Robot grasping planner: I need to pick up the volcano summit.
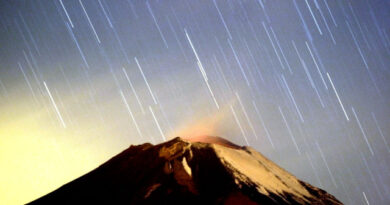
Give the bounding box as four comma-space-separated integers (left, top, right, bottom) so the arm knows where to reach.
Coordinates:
28, 136, 342, 204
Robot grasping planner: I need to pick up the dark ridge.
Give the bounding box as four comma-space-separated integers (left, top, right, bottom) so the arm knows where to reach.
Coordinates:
27, 136, 342, 205
181, 135, 242, 149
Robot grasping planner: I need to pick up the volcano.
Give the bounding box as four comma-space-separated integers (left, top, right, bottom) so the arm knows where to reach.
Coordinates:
27, 136, 342, 204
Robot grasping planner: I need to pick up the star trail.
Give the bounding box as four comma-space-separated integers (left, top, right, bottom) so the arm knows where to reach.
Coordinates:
0, 0, 389, 204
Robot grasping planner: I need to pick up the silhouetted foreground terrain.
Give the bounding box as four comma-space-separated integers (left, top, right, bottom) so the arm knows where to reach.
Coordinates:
28, 136, 342, 204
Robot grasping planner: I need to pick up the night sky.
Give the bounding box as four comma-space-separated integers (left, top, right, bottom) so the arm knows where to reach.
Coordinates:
0, 0, 389, 204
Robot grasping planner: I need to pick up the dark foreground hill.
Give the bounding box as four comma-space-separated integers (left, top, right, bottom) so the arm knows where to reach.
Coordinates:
27, 136, 342, 204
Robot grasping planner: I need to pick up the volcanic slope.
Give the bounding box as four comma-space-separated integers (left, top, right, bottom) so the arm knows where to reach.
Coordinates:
28, 136, 342, 204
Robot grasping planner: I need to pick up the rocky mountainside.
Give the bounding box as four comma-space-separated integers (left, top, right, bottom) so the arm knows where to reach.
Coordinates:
27, 136, 342, 204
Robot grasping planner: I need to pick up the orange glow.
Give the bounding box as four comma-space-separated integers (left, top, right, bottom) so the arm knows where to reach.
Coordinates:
168, 103, 231, 139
